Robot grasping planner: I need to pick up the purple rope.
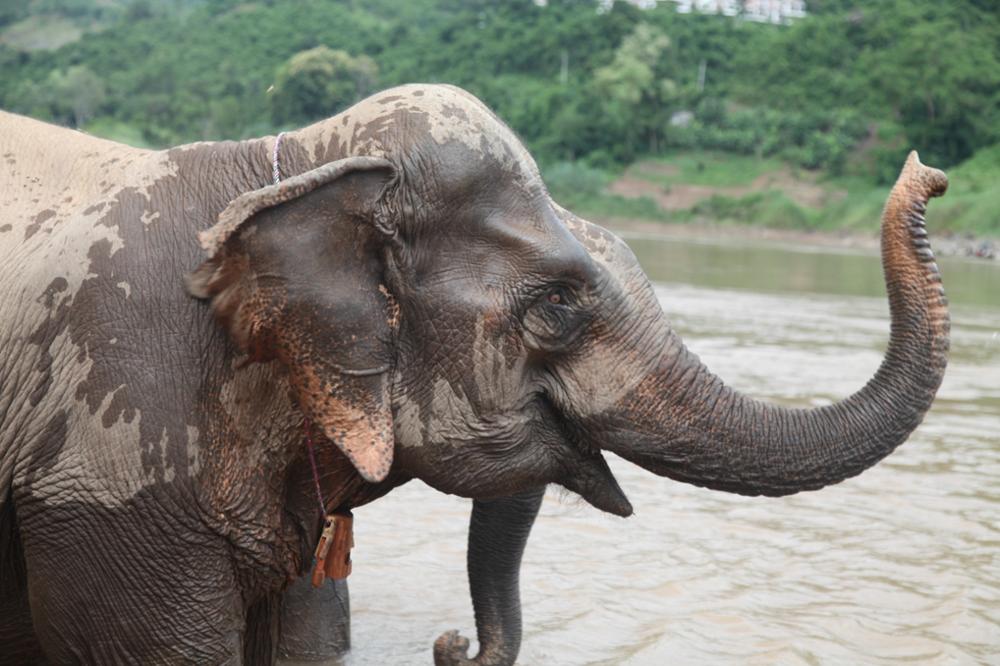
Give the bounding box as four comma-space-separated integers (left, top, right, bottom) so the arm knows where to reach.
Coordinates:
304, 420, 327, 516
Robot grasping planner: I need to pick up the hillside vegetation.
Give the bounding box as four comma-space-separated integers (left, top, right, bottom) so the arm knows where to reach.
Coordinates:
548, 149, 1000, 238
1, 0, 997, 236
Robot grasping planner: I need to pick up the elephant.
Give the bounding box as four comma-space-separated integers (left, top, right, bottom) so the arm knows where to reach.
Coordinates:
0, 83, 949, 665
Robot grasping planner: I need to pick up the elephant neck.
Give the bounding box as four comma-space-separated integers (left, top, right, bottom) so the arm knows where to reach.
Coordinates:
284, 114, 390, 173
171, 137, 277, 213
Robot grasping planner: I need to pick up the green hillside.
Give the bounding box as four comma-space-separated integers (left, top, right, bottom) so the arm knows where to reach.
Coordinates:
2, 0, 997, 236
558, 149, 1000, 237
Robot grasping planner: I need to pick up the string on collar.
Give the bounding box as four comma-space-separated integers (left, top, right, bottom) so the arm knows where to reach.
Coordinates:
272, 131, 286, 186
303, 421, 327, 516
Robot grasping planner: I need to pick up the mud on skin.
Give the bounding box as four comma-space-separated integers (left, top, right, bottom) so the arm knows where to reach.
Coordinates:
0, 85, 948, 664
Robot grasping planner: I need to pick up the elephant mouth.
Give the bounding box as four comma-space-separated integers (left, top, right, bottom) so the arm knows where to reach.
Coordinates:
534, 395, 633, 517
558, 446, 633, 518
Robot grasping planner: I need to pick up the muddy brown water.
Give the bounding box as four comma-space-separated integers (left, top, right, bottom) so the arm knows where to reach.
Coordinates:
332, 234, 999, 665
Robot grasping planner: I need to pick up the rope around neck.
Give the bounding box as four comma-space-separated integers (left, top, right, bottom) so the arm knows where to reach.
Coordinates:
304, 422, 327, 516
272, 131, 286, 185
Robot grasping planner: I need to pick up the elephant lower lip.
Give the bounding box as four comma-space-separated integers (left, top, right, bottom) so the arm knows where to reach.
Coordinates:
588, 487, 633, 518
560, 451, 633, 518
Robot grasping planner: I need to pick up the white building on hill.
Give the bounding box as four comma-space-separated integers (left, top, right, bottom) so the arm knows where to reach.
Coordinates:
587, 0, 808, 25
672, 0, 807, 24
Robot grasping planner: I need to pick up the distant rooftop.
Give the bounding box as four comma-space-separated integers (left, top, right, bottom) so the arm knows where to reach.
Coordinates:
580, 0, 808, 25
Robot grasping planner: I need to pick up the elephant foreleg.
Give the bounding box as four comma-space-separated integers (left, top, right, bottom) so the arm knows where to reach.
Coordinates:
276, 574, 350, 662
434, 486, 545, 666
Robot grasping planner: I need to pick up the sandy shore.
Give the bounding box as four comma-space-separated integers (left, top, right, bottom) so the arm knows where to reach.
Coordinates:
600, 218, 999, 262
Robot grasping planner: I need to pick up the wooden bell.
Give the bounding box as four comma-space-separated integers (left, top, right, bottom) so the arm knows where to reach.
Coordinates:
311, 511, 354, 587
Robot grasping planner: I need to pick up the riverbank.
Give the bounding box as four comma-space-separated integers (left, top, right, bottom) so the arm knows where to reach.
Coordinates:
600, 217, 999, 261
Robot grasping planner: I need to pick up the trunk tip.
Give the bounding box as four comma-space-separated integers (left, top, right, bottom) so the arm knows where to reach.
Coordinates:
901, 151, 948, 199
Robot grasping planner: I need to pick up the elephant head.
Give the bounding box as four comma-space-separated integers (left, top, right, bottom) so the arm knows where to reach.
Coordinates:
188, 84, 949, 516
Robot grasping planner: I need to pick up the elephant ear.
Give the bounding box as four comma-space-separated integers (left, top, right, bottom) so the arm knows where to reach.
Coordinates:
187, 156, 400, 483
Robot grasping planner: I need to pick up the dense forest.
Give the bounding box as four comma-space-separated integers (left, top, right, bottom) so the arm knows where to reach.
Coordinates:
2, 0, 998, 234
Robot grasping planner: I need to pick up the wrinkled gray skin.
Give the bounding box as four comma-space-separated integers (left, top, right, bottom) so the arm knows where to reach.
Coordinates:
0, 84, 949, 665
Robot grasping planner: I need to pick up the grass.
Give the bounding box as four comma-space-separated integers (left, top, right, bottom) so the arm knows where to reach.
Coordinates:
805, 147, 1000, 236
924, 144, 1000, 236
634, 151, 787, 188
542, 161, 668, 222
690, 190, 814, 230
83, 118, 158, 149
548, 148, 1000, 238
0, 15, 86, 51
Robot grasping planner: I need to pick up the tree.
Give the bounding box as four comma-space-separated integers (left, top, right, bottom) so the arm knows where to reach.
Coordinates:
594, 22, 678, 153
42, 65, 107, 128
270, 46, 378, 126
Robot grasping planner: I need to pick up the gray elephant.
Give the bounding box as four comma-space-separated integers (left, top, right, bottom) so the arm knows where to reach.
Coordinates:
0, 84, 949, 664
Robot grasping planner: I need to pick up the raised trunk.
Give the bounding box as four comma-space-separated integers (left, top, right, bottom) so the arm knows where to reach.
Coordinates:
602, 152, 949, 496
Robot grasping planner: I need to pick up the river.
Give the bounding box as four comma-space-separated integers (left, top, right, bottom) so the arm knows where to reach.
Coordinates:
338, 234, 1000, 665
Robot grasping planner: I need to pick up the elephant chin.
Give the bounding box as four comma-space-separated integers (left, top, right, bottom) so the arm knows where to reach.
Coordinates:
559, 450, 633, 517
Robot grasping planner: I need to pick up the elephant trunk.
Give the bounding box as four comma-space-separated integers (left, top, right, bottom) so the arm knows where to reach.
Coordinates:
600, 152, 949, 496
434, 487, 545, 666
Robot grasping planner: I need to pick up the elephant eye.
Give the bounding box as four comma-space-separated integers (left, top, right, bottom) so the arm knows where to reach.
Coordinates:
541, 286, 573, 308
522, 286, 586, 352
